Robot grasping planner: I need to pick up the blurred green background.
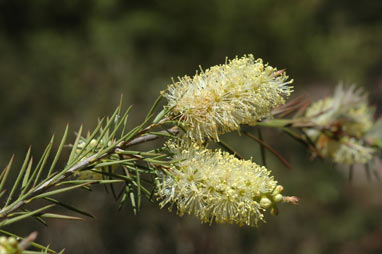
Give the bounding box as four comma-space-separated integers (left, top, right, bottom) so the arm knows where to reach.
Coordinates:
0, 0, 381, 253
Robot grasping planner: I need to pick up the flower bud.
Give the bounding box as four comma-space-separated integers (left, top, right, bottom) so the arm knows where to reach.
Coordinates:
273, 194, 283, 203
0, 237, 6, 245
260, 197, 272, 209
7, 237, 17, 247
272, 185, 284, 195
270, 206, 279, 216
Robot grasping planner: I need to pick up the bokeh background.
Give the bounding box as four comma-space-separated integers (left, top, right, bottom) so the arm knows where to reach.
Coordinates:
0, 0, 381, 253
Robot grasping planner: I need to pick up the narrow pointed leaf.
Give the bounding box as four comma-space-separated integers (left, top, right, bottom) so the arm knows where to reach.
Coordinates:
41, 213, 83, 220
92, 107, 121, 152
33, 135, 54, 187
48, 124, 69, 176
0, 204, 55, 227
67, 125, 83, 165
146, 94, 163, 122
128, 184, 137, 215
119, 185, 129, 210
43, 197, 94, 218
21, 158, 34, 195
30, 182, 92, 201
0, 155, 14, 195
136, 169, 141, 210
77, 118, 104, 160
5, 148, 32, 206
106, 106, 132, 148
94, 159, 136, 168
6, 148, 31, 205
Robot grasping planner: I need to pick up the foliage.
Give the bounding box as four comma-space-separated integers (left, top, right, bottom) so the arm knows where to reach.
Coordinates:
0, 54, 381, 252
0, 1, 381, 253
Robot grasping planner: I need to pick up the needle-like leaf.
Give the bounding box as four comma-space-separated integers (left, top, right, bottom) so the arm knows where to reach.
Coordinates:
48, 124, 69, 177
30, 182, 92, 201
32, 135, 55, 188
0, 155, 14, 193
0, 204, 55, 227
67, 125, 83, 166
41, 213, 83, 221
43, 197, 94, 218
6, 148, 32, 206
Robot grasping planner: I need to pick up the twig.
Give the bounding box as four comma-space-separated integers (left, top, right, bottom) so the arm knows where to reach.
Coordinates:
125, 127, 179, 147
0, 126, 178, 221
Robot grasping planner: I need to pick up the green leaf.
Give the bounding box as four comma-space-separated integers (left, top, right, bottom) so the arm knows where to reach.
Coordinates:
0, 204, 55, 227
57, 179, 123, 185
48, 124, 69, 177
71, 118, 104, 162
94, 159, 136, 168
118, 185, 129, 210
21, 157, 34, 193
41, 213, 83, 221
43, 197, 93, 218
147, 94, 163, 123
107, 106, 132, 148
0, 155, 14, 192
67, 125, 83, 166
32, 135, 55, 188
92, 106, 121, 153
128, 184, 137, 215
30, 182, 92, 201
6, 148, 32, 206
136, 169, 141, 211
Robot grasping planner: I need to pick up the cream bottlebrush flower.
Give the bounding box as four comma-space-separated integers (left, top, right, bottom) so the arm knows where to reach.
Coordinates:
0, 236, 22, 254
305, 84, 375, 164
162, 54, 293, 142
157, 142, 288, 227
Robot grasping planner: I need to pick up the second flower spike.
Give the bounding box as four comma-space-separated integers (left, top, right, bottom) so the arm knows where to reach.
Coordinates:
157, 141, 294, 227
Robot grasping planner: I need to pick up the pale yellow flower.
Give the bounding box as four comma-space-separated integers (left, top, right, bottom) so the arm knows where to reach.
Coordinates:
162, 55, 293, 142
157, 141, 286, 227
0, 236, 22, 254
305, 84, 375, 164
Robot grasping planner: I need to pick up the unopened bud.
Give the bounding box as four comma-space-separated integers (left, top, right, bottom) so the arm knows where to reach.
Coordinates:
0, 237, 7, 245
260, 197, 272, 209
272, 185, 284, 195
8, 237, 17, 247
90, 139, 97, 147
273, 194, 283, 203
270, 206, 279, 216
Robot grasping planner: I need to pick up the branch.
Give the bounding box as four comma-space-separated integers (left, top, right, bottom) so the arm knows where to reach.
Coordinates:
0, 126, 177, 221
